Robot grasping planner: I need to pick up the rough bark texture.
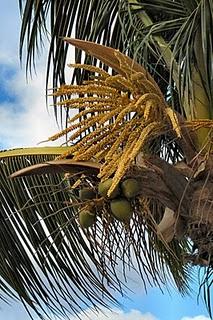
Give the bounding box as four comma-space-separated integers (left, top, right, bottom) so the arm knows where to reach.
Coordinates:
131, 156, 192, 214
130, 155, 213, 266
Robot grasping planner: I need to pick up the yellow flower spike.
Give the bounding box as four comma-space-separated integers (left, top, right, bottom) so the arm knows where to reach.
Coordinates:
48, 125, 74, 142
105, 74, 134, 92
143, 97, 164, 122
112, 101, 138, 128
107, 126, 143, 196
75, 132, 118, 161
70, 124, 114, 154
135, 93, 163, 110
50, 61, 174, 191
55, 96, 116, 107
98, 106, 124, 126
131, 72, 151, 95
64, 115, 104, 143
107, 121, 163, 197
143, 99, 153, 121
95, 149, 108, 161
185, 119, 213, 129
68, 63, 110, 78
98, 154, 120, 181
165, 107, 182, 138
67, 106, 114, 124
105, 123, 134, 161
128, 122, 160, 162
54, 84, 119, 96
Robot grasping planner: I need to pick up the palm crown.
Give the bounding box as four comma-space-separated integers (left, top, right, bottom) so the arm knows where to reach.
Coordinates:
0, 0, 213, 319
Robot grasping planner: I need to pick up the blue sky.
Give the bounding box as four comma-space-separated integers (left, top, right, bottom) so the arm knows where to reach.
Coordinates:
0, 2, 212, 320
0, 2, 60, 150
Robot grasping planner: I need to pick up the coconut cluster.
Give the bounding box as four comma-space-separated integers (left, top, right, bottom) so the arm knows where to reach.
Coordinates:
77, 177, 140, 229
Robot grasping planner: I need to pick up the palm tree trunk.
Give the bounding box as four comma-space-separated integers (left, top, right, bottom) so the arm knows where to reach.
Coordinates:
133, 155, 213, 265
183, 28, 212, 150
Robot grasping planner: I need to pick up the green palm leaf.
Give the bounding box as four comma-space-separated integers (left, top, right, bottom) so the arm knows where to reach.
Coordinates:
16, 1, 213, 318
19, 0, 213, 122
0, 147, 192, 318
0, 147, 120, 317
127, 0, 213, 118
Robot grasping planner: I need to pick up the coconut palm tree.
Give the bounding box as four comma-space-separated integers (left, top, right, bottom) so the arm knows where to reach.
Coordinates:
0, 0, 212, 318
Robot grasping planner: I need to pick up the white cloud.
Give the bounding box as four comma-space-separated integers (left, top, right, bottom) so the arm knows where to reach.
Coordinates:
0, 59, 69, 149
0, 24, 79, 151
52, 308, 158, 320
0, 1, 66, 150
50, 309, 212, 320
181, 316, 211, 320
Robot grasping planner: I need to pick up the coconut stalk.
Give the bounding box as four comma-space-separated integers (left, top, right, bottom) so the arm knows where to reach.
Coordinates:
182, 27, 212, 151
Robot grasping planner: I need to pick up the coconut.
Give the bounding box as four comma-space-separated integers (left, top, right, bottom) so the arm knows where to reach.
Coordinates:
121, 178, 140, 199
98, 178, 120, 199
110, 198, 133, 222
79, 188, 96, 200
79, 209, 96, 228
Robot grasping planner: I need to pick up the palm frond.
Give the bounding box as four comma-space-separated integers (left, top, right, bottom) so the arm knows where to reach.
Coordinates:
0, 148, 120, 318
126, 0, 213, 119
0, 147, 193, 318
199, 267, 213, 319
19, 1, 121, 104
9, 159, 101, 178
19, 0, 213, 121
16, 1, 213, 317
19, 0, 174, 120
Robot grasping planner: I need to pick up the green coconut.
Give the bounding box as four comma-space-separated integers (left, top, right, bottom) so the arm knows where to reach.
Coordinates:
79, 188, 96, 200
121, 178, 140, 199
98, 178, 120, 199
110, 198, 133, 222
79, 209, 96, 228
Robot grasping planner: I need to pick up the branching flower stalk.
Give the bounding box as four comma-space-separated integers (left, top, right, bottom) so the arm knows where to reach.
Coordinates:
48, 57, 183, 196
